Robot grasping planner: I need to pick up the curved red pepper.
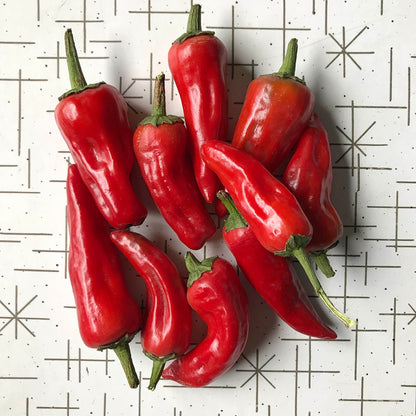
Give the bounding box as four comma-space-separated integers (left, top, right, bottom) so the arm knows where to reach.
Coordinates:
201, 140, 355, 328
168, 4, 227, 203
231, 38, 314, 173
110, 230, 192, 391
218, 191, 336, 340
133, 73, 216, 250
162, 253, 249, 387
55, 29, 147, 229
283, 114, 343, 277
66, 164, 141, 388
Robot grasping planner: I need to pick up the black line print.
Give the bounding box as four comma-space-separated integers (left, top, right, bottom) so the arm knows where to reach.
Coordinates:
326, 26, 374, 78
0, 286, 49, 339
207, 3, 310, 79
55, 0, 104, 53
129, 0, 193, 31
0, 70, 47, 155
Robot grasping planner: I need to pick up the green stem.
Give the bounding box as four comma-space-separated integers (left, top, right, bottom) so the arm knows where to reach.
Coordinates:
277, 38, 298, 78
185, 252, 217, 287
146, 352, 176, 391
148, 360, 165, 391
187, 4, 202, 33
139, 73, 182, 127
64, 28, 87, 90
292, 247, 355, 328
217, 190, 247, 231
112, 342, 139, 388
175, 4, 214, 44
311, 251, 335, 278
151, 73, 167, 117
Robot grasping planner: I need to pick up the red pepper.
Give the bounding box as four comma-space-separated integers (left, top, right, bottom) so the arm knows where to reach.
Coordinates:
217, 191, 337, 340
133, 73, 216, 249
110, 230, 192, 390
231, 38, 314, 173
168, 4, 228, 203
283, 114, 343, 277
201, 140, 355, 328
162, 253, 249, 387
55, 29, 147, 229
66, 164, 141, 388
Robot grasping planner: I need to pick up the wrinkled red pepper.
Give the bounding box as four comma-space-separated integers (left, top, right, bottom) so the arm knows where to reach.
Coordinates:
162, 253, 249, 387
110, 230, 192, 390
231, 38, 314, 173
201, 140, 355, 328
133, 73, 216, 249
55, 29, 147, 229
217, 191, 337, 340
283, 114, 343, 277
66, 164, 141, 388
168, 4, 227, 203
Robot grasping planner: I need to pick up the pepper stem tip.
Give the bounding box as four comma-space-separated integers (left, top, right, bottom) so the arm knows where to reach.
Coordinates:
112, 341, 139, 388
64, 27, 87, 90
187, 4, 202, 33
292, 247, 355, 328
311, 251, 336, 278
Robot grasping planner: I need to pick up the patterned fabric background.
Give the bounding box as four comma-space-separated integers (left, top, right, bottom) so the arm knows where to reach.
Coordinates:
1, 1, 415, 415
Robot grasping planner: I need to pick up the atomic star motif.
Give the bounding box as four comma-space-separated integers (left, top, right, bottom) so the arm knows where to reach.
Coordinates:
0, 286, 49, 339
326, 26, 374, 77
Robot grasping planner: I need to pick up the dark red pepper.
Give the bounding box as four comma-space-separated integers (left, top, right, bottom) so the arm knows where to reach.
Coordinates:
231, 38, 314, 173
283, 114, 343, 277
168, 4, 228, 203
217, 191, 337, 340
162, 253, 249, 387
201, 140, 355, 328
133, 73, 216, 249
110, 230, 192, 390
66, 164, 141, 388
55, 29, 147, 229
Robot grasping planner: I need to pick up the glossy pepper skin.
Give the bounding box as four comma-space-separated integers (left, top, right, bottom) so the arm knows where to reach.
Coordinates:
55, 29, 147, 229
284, 114, 343, 277
232, 38, 314, 173
133, 73, 216, 249
162, 253, 249, 387
66, 164, 141, 388
168, 4, 227, 203
110, 231, 192, 391
217, 191, 336, 340
201, 140, 355, 328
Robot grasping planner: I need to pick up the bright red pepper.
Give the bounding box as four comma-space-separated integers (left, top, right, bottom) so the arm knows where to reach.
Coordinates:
231, 38, 314, 173
55, 29, 147, 229
110, 230, 192, 390
168, 4, 227, 203
162, 253, 249, 387
201, 140, 355, 328
133, 73, 216, 249
66, 164, 141, 388
217, 191, 337, 340
283, 114, 343, 277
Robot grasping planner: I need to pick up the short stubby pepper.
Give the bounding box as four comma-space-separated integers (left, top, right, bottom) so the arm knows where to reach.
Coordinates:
55, 29, 147, 229
283, 114, 343, 277
201, 140, 355, 329
232, 38, 314, 173
133, 73, 216, 250
66, 164, 142, 389
110, 231, 192, 391
217, 191, 337, 340
168, 4, 228, 204
162, 253, 250, 387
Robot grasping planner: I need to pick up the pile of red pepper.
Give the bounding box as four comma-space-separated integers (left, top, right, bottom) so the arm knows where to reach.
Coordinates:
55, 4, 355, 391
